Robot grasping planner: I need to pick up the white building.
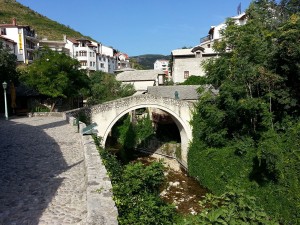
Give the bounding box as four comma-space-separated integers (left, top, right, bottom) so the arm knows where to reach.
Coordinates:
115, 52, 130, 70
97, 45, 117, 74
171, 48, 207, 84
0, 35, 17, 54
154, 59, 169, 76
38, 35, 69, 55
65, 37, 99, 72
200, 12, 246, 49
65, 37, 118, 74
171, 13, 247, 84
0, 18, 38, 64
116, 70, 165, 94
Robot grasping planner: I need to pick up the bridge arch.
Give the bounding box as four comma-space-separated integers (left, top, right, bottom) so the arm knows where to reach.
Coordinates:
90, 95, 194, 165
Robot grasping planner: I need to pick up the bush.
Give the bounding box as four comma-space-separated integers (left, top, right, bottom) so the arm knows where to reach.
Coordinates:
178, 189, 279, 225
94, 136, 176, 224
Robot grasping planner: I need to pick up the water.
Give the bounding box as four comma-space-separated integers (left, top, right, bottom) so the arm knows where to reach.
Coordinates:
133, 154, 209, 215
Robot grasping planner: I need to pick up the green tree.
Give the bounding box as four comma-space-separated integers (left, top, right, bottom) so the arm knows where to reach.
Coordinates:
188, 0, 300, 223
129, 58, 146, 70
20, 48, 90, 111
0, 41, 18, 84
180, 75, 207, 85
88, 71, 135, 105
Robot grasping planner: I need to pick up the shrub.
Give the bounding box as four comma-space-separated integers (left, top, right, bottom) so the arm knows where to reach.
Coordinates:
178, 189, 279, 225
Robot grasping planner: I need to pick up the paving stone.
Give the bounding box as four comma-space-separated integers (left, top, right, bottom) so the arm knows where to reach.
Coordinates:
0, 117, 87, 225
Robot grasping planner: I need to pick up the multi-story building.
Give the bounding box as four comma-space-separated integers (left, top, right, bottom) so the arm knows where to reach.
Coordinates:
65, 37, 118, 74
38, 35, 69, 55
200, 12, 246, 50
154, 59, 169, 76
65, 37, 99, 72
171, 12, 247, 84
0, 18, 128, 74
0, 18, 38, 64
115, 52, 130, 70
97, 45, 117, 74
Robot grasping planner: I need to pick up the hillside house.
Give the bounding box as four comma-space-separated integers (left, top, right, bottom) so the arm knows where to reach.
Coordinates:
38, 35, 69, 54
116, 70, 165, 94
0, 18, 38, 64
154, 59, 169, 77
171, 12, 247, 84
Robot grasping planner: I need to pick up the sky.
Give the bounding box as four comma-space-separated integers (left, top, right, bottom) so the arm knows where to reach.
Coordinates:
17, 0, 252, 57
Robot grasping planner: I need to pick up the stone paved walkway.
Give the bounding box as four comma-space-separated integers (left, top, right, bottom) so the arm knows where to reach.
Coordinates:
0, 117, 87, 225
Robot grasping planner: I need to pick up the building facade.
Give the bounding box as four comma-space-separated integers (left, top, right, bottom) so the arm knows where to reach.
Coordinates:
0, 18, 38, 64
171, 12, 247, 84
0, 35, 17, 54
154, 59, 169, 76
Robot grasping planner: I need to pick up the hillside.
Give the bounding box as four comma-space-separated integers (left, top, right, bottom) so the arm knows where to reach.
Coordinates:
130, 54, 170, 69
0, 0, 92, 41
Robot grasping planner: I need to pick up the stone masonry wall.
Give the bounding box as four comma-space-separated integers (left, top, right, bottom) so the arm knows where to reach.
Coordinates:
66, 116, 118, 225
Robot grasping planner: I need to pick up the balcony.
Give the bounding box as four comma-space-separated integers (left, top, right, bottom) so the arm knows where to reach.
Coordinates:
200, 35, 211, 44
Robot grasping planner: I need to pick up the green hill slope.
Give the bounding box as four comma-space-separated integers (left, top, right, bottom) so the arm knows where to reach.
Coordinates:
130, 54, 170, 69
0, 0, 92, 41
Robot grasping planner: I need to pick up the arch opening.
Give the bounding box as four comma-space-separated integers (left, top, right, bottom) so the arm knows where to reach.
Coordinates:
99, 104, 190, 164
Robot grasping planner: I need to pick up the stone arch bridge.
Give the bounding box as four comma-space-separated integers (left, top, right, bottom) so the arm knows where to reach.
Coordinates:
67, 94, 195, 166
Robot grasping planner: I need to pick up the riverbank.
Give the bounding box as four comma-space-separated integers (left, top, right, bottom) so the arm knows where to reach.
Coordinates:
134, 154, 208, 215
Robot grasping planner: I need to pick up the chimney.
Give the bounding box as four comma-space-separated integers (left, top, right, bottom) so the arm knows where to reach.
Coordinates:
12, 18, 17, 26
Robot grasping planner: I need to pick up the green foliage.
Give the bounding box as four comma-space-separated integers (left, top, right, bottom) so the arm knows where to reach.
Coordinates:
135, 113, 154, 144
129, 58, 146, 70
87, 71, 135, 105
117, 116, 136, 150
115, 113, 155, 150
78, 111, 90, 125
94, 137, 176, 225
0, 41, 18, 84
19, 48, 90, 111
179, 190, 279, 225
0, 0, 92, 41
180, 76, 207, 85
130, 54, 170, 70
188, 1, 300, 224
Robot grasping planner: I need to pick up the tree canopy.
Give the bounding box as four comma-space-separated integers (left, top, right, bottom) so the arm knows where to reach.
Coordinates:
188, 0, 300, 224
0, 41, 18, 84
20, 48, 90, 111
87, 71, 135, 105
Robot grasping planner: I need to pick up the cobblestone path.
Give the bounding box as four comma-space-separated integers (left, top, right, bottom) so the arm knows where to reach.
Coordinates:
0, 117, 87, 225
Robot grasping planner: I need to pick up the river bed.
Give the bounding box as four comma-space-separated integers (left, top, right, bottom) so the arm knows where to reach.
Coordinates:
133, 154, 209, 215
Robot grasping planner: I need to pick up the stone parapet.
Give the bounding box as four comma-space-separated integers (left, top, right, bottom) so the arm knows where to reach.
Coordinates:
66, 117, 118, 224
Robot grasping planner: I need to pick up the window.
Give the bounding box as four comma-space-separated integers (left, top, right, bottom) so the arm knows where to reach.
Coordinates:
93, 62, 95, 67
0, 28, 6, 35
75, 51, 78, 56
80, 61, 87, 66
79, 51, 87, 56
184, 71, 189, 79
101, 63, 104, 68
90, 62, 92, 67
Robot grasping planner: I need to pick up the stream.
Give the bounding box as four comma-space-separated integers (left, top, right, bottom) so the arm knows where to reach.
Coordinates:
132, 153, 209, 215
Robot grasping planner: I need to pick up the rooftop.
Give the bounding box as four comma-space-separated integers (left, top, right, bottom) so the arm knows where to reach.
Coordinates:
116, 70, 163, 81
171, 48, 194, 56
147, 85, 218, 100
